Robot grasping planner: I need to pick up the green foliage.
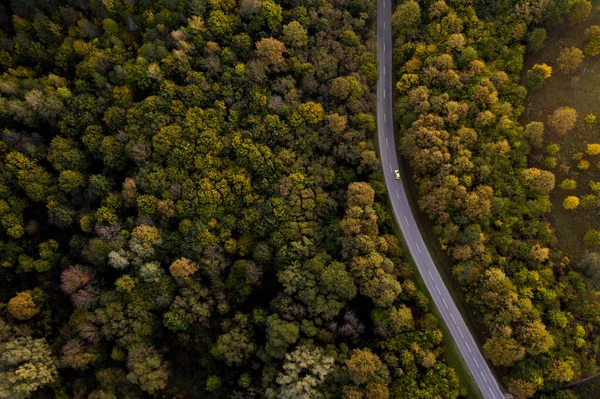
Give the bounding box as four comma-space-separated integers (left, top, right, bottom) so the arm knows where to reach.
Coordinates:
525, 64, 552, 90
0, 337, 58, 399
563, 196, 580, 210
557, 47, 584, 73
392, 0, 600, 397
265, 315, 299, 359
584, 230, 600, 245
528, 29, 547, 54
584, 25, 600, 56
210, 326, 256, 366
523, 121, 545, 148
391, 1, 421, 37
205, 375, 221, 392
568, 0, 592, 26
163, 311, 188, 332
0, 0, 473, 397
559, 179, 577, 190
126, 345, 169, 394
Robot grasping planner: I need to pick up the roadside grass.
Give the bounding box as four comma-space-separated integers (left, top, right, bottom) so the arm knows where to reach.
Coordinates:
522, 4, 600, 263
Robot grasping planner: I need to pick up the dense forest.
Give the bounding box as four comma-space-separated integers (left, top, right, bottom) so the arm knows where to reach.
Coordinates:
0, 0, 469, 398
393, 0, 600, 398
4, 0, 600, 398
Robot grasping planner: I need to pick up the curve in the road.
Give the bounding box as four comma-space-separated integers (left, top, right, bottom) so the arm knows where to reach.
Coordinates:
376, 1, 504, 398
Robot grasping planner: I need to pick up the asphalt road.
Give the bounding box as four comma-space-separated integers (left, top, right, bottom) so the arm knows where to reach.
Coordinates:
376, 1, 505, 398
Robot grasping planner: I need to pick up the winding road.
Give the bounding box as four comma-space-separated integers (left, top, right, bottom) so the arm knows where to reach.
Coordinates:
376, 1, 505, 398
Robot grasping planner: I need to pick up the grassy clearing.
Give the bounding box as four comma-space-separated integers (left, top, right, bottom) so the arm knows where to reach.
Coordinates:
523, 4, 600, 262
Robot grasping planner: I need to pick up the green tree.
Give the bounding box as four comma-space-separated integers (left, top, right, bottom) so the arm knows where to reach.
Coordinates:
207, 10, 234, 41
528, 28, 546, 53
523, 121, 545, 148
517, 320, 554, 355
522, 168, 555, 195
282, 21, 308, 48
59, 170, 86, 193
265, 315, 299, 358
210, 328, 256, 366
569, 0, 592, 26
584, 25, 600, 56
391, 1, 421, 36
507, 378, 537, 399
483, 335, 525, 366
580, 252, 600, 288
525, 64, 552, 90
0, 337, 58, 399
557, 47, 584, 73
547, 360, 575, 382
7, 291, 39, 320
126, 345, 170, 394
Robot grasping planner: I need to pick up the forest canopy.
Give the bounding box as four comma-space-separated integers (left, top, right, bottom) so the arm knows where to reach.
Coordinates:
0, 0, 464, 398
2, 0, 599, 398
393, 0, 600, 398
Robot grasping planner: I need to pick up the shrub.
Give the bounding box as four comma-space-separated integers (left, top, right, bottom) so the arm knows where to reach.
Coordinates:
206, 375, 222, 392
559, 179, 577, 190
578, 160, 590, 170
547, 143, 560, 156
579, 194, 598, 209
587, 143, 600, 155
585, 230, 600, 245
580, 194, 598, 209
585, 114, 597, 124
543, 156, 557, 169
563, 196, 580, 210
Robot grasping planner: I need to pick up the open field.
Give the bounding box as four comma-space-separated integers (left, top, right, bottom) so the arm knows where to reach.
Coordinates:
523, 5, 600, 262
